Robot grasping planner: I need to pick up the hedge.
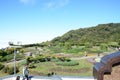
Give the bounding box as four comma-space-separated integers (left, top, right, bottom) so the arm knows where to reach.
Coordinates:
55, 61, 79, 66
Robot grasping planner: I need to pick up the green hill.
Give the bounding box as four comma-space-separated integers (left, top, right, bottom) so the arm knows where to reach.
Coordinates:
51, 23, 120, 46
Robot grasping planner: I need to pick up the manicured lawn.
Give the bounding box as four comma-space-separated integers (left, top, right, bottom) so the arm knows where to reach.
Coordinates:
0, 70, 8, 77
26, 59, 93, 76
0, 59, 93, 77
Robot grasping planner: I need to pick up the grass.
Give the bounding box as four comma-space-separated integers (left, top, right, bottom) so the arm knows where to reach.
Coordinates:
0, 58, 93, 77
28, 59, 93, 76
0, 70, 8, 77
0, 45, 117, 77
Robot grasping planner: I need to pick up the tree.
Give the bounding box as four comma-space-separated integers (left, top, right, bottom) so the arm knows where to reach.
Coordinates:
100, 43, 108, 51
108, 42, 119, 47
65, 42, 72, 50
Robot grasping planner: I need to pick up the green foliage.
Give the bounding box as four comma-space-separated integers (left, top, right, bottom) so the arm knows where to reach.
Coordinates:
0, 48, 24, 62
2, 54, 23, 62
36, 55, 46, 62
108, 42, 119, 47
58, 57, 66, 62
55, 61, 79, 66
100, 43, 108, 51
47, 72, 55, 76
1, 54, 14, 62
0, 56, 2, 61
5, 48, 14, 54
65, 42, 72, 50
20, 49, 24, 53
0, 63, 4, 70
20, 59, 27, 65
0, 49, 7, 57
3, 66, 19, 74
26, 56, 35, 64
3, 66, 9, 73
51, 57, 71, 62
49, 46, 63, 53
65, 47, 85, 53
51, 58, 60, 62
49, 23, 120, 47
65, 58, 71, 62
16, 53, 24, 60
86, 48, 100, 53
78, 52, 84, 57
85, 42, 91, 48
7, 66, 14, 74
28, 63, 36, 68
45, 56, 51, 61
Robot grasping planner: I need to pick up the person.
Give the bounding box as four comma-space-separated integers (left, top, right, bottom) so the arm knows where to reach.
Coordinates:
84, 51, 87, 57
23, 65, 29, 80
16, 76, 20, 80
98, 52, 100, 57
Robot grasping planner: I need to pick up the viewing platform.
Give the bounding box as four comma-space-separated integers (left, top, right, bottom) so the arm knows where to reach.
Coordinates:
0, 75, 94, 80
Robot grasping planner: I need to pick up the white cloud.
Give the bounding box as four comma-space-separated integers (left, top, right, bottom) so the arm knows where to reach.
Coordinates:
46, 2, 56, 8
45, 0, 70, 9
20, 0, 36, 5
19, 0, 70, 8
60, 0, 69, 7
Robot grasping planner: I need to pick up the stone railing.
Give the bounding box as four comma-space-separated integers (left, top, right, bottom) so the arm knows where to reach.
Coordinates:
93, 51, 120, 80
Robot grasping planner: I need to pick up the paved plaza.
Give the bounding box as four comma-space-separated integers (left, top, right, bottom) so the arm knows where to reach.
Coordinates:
1, 75, 94, 80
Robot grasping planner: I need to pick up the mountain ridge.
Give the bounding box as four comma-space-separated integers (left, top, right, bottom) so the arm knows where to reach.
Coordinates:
50, 23, 120, 46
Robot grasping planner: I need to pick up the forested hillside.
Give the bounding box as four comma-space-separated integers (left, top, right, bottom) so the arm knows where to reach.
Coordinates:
51, 23, 120, 46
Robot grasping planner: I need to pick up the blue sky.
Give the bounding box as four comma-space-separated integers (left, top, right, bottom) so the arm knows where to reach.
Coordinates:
0, 0, 120, 48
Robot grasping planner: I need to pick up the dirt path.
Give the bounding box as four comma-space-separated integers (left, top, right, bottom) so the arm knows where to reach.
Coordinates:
70, 56, 96, 60
6, 59, 25, 65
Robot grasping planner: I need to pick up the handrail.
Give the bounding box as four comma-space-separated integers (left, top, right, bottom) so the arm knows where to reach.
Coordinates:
93, 51, 120, 80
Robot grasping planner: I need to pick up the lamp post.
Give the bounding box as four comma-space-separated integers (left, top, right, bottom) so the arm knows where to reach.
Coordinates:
14, 48, 19, 75
14, 48, 16, 75
8, 41, 21, 75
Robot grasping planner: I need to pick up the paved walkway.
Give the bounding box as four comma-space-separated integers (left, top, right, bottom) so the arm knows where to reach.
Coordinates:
1, 75, 94, 80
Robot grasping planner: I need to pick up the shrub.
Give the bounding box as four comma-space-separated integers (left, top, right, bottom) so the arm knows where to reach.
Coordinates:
55, 61, 79, 66
0, 63, 4, 70
51, 58, 60, 62
33, 58, 39, 63
46, 56, 51, 61
87, 48, 100, 53
65, 47, 85, 53
47, 72, 55, 76
51, 57, 71, 62
65, 58, 71, 62
0, 58, 7, 62
20, 59, 27, 65
100, 43, 108, 51
28, 63, 36, 68
3, 66, 19, 74
1, 54, 14, 62
36, 56, 46, 62
0, 56, 2, 61
16, 54, 24, 60
27, 56, 35, 63
78, 52, 84, 57
58, 57, 66, 62
7, 67, 14, 74
39, 57, 46, 62
3, 66, 9, 73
